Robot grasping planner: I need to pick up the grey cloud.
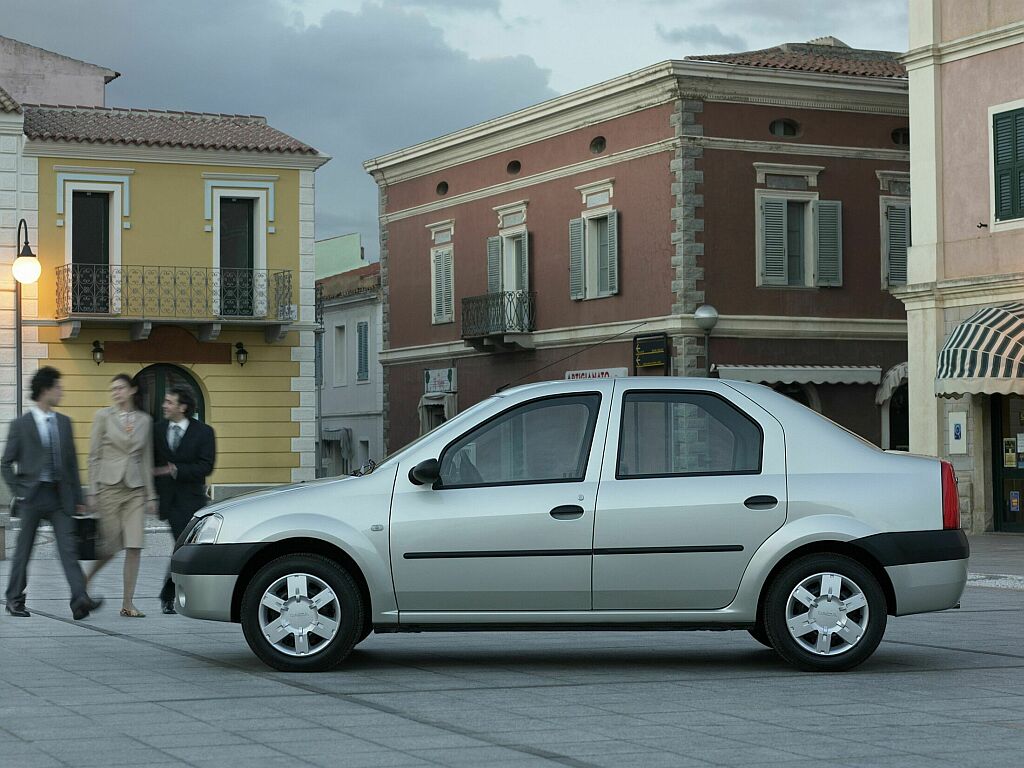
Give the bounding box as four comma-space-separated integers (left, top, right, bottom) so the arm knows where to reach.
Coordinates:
1, 0, 555, 259
655, 23, 746, 52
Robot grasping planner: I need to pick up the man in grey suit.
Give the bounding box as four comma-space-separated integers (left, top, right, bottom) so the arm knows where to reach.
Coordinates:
2, 367, 103, 620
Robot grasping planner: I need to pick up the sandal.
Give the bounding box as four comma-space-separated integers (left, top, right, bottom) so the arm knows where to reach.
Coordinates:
120, 608, 145, 618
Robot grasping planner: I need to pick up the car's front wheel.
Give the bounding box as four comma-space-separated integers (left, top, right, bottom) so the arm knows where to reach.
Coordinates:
240, 554, 364, 672
763, 554, 887, 672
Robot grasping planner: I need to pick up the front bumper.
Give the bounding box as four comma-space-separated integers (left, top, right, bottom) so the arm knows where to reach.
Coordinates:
171, 542, 266, 622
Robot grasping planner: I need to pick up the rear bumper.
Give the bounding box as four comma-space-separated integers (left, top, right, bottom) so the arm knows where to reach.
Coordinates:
853, 529, 969, 616
886, 558, 968, 616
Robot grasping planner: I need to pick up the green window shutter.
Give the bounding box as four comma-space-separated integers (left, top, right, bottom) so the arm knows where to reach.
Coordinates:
569, 218, 585, 299
357, 321, 369, 381
517, 232, 529, 291
604, 210, 619, 295
760, 197, 786, 285
885, 203, 910, 286
487, 236, 502, 293
814, 200, 843, 287
442, 248, 454, 320
994, 109, 1024, 221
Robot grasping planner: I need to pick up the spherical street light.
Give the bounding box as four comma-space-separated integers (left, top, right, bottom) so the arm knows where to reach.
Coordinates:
12, 219, 40, 285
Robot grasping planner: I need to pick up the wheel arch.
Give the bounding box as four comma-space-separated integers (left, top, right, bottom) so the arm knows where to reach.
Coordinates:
754, 540, 898, 623
230, 538, 373, 625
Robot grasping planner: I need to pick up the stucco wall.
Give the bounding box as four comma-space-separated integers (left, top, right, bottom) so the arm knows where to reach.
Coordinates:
939, 0, 1024, 43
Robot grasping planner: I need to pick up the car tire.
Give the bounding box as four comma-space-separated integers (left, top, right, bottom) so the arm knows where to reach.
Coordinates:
747, 624, 773, 648
763, 553, 887, 673
240, 554, 365, 672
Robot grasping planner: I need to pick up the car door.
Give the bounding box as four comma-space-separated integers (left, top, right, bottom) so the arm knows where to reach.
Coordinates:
390, 386, 610, 612
592, 380, 787, 610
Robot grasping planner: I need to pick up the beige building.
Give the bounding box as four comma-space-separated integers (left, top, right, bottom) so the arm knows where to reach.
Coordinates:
899, 1, 1024, 532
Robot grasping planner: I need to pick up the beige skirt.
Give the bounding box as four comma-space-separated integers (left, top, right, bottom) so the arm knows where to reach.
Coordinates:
96, 483, 146, 554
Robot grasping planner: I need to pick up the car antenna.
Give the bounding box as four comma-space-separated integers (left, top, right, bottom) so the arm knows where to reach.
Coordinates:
495, 320, 649, 393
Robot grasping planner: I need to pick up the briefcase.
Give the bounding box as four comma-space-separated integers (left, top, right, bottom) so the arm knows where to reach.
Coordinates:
74, 515, 99, 561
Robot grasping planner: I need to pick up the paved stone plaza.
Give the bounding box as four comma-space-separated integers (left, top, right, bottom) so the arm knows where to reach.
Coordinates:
2, 531, 1024, 768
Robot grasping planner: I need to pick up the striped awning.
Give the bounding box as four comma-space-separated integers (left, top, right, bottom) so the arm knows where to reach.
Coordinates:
936, 302, 1024, 397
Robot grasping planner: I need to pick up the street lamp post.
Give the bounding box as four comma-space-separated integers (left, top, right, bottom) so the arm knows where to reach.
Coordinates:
694, 304, 719, 377
12, 219, 41, 417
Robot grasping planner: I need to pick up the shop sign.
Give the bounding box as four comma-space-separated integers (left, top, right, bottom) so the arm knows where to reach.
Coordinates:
565, 368, 628, 380
947, 412, 967, 455
424, 367, 457, 393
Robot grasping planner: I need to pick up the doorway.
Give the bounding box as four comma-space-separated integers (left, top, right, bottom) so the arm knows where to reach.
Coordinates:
136, 364, 206, 423
71, 190, 110, 313
220, 197, 255, 316
991, 394, 1024, 532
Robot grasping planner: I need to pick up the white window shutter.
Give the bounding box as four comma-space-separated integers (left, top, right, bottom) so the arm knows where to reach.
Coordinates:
761, 197, 786, 285
569, 218, 585, 299
431, 250, 445, 322
442, 248, 454, 320
604, 210, 619, 295
487, 236, 502, 293
518, 232, 529, 291
814, 199, 843, 287
885, 203, 909, 286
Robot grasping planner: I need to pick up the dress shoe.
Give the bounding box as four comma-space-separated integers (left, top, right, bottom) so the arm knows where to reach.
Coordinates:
5, 605, 30, 617
161, 599, 177, 615
71, 595, 103, 621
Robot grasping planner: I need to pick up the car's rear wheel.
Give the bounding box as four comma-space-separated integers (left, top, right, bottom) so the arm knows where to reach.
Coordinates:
240, 554, 364, 672
763, 554, 887, 672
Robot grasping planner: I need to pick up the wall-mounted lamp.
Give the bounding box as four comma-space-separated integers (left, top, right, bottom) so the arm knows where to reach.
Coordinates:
91, 340, 104, 365
235, 342, 249, 367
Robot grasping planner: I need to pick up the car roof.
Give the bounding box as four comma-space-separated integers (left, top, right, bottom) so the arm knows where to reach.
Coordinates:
496, 376, 730, 398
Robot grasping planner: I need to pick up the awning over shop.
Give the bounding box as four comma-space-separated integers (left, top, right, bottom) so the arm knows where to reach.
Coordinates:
714, 365, 882, 386
875, 361, 908, 405
936, 303, 1024, 397
321, 426, 353, 460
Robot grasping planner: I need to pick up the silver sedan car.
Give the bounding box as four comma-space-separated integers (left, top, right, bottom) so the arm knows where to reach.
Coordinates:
171, 378, 968, 673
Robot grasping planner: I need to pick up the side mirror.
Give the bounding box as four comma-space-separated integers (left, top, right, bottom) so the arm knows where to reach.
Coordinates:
409, 458, 441, 487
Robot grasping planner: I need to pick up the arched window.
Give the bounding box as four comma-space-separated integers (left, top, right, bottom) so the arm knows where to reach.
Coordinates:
136, 364, 205, 423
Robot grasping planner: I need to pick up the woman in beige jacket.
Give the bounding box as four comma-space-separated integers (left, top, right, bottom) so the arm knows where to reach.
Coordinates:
84, 373, 158, 617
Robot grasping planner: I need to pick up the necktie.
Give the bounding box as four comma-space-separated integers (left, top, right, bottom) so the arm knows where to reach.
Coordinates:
46, 415, 61, 481
169, 424, 182, 452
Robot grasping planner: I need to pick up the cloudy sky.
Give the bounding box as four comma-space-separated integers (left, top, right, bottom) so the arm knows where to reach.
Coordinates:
4, 0, 908, 260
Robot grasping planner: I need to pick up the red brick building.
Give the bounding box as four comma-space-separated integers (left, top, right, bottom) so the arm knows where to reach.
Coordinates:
365, 38, 911, 453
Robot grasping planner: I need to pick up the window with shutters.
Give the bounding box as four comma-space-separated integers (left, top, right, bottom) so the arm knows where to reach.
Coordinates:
570, 180, 618, 300
755, 190, 842, 288
881, 197, 911, 288
333, 325, 347, 386
991, 106, 1024, 225
428, 220, 455, 324
356, 321, 369, 382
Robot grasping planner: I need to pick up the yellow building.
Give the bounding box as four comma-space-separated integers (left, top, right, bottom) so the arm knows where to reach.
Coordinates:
18, 105, 328, 496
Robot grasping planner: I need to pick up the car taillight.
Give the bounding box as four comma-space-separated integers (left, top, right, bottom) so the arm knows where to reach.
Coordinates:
941, 460, 960, 530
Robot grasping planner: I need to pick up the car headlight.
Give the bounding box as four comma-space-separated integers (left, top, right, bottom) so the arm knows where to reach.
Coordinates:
185, 513, 223, 545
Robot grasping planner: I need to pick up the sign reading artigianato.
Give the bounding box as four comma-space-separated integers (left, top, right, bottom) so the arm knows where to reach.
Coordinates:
565, 368, 629, 380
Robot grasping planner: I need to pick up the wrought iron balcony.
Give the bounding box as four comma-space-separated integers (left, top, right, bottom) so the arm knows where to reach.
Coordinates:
461, 290, 536, 351
55, 264, 296, 341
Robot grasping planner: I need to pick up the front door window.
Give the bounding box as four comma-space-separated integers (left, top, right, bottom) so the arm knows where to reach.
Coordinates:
993, 394, 1024, 532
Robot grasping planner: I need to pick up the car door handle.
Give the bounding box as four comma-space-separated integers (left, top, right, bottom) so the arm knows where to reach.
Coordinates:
744, 495, 778, 510
550, 505, 585, 520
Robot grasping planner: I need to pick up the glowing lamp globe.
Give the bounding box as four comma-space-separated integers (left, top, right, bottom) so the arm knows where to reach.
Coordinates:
12, 255, 41, 285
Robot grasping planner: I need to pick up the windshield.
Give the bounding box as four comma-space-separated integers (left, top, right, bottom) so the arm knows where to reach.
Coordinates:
370, 395, 502, 472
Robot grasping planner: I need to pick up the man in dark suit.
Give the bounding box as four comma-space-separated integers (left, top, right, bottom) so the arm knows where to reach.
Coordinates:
154, 384, 216, 614
2, 367, 103, 620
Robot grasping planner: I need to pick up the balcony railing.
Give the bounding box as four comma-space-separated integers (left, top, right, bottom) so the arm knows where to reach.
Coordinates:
461, 290, 536, 338
55, 264, 296, 322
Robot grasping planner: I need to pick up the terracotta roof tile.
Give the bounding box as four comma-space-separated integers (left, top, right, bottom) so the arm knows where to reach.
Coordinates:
0, 83, 21, 114
22, 105, 319, 154
687, 40, 905, 79
317, 263, 381, 301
